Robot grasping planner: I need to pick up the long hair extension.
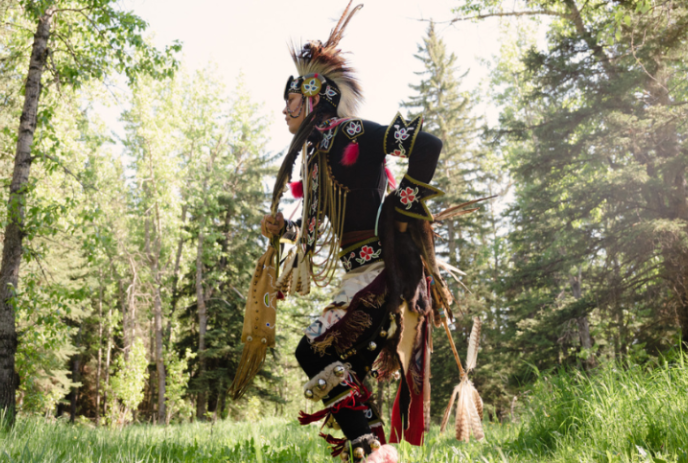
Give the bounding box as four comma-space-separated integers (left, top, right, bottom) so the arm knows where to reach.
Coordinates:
271, 101, 336, 214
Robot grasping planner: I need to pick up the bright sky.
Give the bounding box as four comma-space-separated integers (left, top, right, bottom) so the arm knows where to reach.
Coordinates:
115, 0, 503, 154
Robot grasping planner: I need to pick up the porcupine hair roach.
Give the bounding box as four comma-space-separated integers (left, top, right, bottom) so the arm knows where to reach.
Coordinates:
272, 1, 364, 211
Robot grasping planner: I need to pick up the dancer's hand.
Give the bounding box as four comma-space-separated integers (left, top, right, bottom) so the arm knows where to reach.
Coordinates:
261, 212, 285, 238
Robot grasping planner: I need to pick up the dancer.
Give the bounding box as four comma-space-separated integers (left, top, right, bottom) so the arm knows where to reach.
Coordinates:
261, 2, 446, 461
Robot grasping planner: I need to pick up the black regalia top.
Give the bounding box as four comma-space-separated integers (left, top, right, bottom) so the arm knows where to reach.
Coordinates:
325, 117, 442, 232
288, 114, 443, 273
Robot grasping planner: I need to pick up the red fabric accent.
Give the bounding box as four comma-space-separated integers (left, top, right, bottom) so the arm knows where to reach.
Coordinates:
277, 291, 285, 300
298, 407, 330, 425
342, 142, 359, 166
344, 376, 372, 403
319, 432, 348, 457
297, 388, 368, 426
389, 320, 428, 446
320, 432, 347, 446
390, 382, 403, 443
300, 375, 377, 455
385, 165, 397, 190
335, 394, 368, 412
289, 181, 304, 199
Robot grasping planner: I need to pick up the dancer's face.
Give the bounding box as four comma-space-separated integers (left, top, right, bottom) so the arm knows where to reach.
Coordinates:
283, 94, 321, 134
283, 94, 306, 134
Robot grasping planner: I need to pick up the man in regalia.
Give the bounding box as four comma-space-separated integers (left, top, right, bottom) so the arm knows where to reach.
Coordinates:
260, 2, 447, 461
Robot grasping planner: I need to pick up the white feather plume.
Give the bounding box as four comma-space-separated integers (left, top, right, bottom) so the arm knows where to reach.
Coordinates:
465, 317, 481, 373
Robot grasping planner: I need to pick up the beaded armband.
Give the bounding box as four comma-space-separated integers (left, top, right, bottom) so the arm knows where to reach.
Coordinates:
394, 174, 444, 221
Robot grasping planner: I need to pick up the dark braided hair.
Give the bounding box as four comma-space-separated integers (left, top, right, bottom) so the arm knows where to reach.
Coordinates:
270, 99, 336, 213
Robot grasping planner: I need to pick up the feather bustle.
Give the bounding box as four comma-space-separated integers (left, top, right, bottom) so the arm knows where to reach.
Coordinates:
467, 382, 485, 441
276, 249, 296, 292
433, 207, 479, 222
432, 196, 496, 222
452, 378, 485, 442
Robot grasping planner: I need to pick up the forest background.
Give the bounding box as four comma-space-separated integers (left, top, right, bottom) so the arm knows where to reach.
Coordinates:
0, 0, 686, 445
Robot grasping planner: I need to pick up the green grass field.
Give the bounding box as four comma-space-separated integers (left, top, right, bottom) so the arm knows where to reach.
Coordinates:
2, 356, 687, 463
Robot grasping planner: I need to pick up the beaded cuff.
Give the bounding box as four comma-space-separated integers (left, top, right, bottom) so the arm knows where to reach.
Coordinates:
393, 174, 444, 221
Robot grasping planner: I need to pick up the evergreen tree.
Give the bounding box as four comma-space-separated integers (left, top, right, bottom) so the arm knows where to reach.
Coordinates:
454, 0, 688, 379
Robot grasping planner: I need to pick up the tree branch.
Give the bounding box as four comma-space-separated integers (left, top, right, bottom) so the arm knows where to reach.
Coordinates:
55, 8, 106, 40
449, 10, 571, 24
2, 21, 35, 34
562, 0, 615, 77
52, 31, 83, 67
31, 153, 98, 191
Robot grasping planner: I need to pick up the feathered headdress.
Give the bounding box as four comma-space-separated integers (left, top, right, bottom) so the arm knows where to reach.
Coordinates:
285, 1, 364, 117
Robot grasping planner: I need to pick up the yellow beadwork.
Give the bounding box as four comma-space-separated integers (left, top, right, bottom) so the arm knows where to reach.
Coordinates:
299, 149, 349, 290
292, 109, 352, 294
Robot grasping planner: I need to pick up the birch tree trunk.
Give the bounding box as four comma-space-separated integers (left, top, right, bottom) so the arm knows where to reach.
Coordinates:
153, 281, 165, 421
0, 7, 54, 425
110, 258, 130, 361
195, 151, 216, 420
69, 325, 82, 424
153, 208, 166, 423
144, 174, 166, 422
167, 204, 187, 343
126, 256, 138, 351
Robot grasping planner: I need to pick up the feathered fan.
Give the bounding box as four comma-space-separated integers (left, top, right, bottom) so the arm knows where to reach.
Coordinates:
440, 317, 485, 442
424, 199, 492, 443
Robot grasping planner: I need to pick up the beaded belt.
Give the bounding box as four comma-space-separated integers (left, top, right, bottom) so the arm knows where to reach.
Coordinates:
339, 237, 383, 272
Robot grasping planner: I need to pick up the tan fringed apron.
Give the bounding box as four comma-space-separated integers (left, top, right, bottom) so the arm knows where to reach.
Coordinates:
228, 245, 278, 400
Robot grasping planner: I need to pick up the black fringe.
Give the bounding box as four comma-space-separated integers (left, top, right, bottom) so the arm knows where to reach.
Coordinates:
378, 194, 427, 315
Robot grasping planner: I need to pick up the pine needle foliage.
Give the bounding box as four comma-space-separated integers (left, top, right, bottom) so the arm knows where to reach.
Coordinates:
477, 0, 688, 382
